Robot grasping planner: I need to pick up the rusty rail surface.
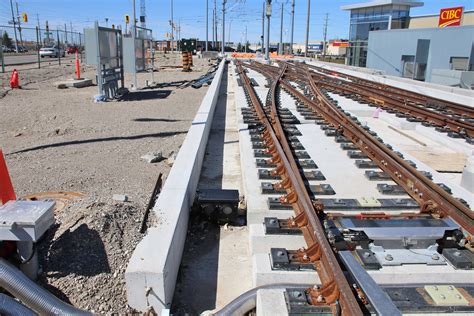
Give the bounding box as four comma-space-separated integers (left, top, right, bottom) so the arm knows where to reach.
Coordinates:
235, 61, 363, 315
250, 61, 474, 139
246, 60, 473, 237
305, 63, 474, 120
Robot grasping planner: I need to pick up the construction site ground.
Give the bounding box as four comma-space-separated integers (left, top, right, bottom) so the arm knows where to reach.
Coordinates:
0, 53, 216, 313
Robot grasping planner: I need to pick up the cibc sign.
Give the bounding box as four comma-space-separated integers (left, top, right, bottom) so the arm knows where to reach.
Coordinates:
438, 6, 464, 27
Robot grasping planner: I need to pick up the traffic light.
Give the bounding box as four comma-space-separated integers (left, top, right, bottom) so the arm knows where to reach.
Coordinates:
125, 15, 130, 24
22, 13, 28, 23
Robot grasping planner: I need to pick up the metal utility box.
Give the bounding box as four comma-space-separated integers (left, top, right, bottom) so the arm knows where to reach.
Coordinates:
84, 22, 124, 100
196, 189, 245, 225
123, 37, 145, 73
0, 200, 55, 242
181, 38, 197, 52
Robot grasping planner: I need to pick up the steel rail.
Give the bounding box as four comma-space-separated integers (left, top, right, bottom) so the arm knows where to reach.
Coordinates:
305, 63, 474, 119
236, 61, 363, 315
308, 73, 474, 138
284, 62, 474, 139
245, 61, 474, 235
269, 67, 474, 236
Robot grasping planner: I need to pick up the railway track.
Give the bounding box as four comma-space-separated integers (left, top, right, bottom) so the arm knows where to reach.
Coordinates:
235, 59, 474, 315
236, 61, 363, 315
250, 61, 474, 143
305, 63, 474, 121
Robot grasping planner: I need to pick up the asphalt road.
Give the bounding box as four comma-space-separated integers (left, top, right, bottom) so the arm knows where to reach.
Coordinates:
2, 53, 75, 66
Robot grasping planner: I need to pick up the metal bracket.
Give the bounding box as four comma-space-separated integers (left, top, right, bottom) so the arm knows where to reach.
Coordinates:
264, 217, 301, 235
270, 248, 316, 271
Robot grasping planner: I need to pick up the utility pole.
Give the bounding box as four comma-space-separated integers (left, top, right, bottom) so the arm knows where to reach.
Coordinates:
245, 25, 248, 53
70, 22, 73, 45
37, 14, 42, 46
323, 13, 329, 57
214, 0, 218, 50
212, 7, 215, 50
170, 0, 174, 52
304, 0, 311, 58
228, 19, 232, 45
290, 0, 295, 54
15, 2, 24, 49
279, 2, 283, 55
64, 24, 68, 44
206, 0, 208, 51
132, 0, 138, 89
221, 0, 226, 55
140, 0, 146, 28
9, 0, 19, 52
46, 20, 50, 43
261, 1, 265, 55
265, 0, 271, 61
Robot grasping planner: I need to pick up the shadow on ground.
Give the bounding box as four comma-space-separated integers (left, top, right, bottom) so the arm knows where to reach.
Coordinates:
171, 212, 220, 315
133, 118, 183, 123
120, 90, 172, 101
42, 223, 111, 278
8, 131, 187, 154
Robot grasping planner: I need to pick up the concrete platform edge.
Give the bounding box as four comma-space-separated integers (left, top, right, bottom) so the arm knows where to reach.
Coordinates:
125, 60, 226, 312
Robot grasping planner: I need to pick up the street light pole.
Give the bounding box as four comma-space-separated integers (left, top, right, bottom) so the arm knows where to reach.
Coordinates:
15, 2, 24, 49
304, 0, 311, 58
132, 0, 138, 89
265, 0, 271, 61
290, 0, 295, 54
206, 0, 208, 51
9, 0, 19, 52
221, 0, 226, 55
245, 25, 248, 53
170, 0, 174, 52
261, 1, 265, 55
279, 2, 283, 55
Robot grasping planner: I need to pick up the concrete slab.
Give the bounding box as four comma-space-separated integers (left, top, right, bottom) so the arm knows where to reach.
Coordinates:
296, 123, 402, 199
254, 251, 474, 288
54, 78, 93, 88
125, 60, 226, 313
249, 223, 305, 255
253, 253, 320, 287
256, 289, 288, 316
329, 92, 473, 156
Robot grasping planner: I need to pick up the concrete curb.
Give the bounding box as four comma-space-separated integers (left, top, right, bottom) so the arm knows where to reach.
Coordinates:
125, 59, 226, 313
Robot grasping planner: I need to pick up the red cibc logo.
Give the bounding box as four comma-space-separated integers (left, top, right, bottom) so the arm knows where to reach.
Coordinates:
438, 7, 463, 27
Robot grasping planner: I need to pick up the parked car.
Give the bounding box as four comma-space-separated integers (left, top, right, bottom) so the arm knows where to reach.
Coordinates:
39, 46, 65, 58
67, 46, 78, 54
18, 46, 28, 53
1, 45, 14, 53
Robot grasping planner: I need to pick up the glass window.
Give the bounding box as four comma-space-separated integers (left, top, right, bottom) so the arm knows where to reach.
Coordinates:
373, 6, 382, 17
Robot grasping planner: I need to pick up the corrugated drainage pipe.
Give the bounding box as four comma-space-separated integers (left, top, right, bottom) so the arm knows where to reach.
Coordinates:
213, 283, 314, 316
0, 258, 92, 315
0, 293, 37, 316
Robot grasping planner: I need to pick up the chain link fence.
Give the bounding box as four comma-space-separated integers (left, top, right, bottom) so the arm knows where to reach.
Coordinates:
0, 25, 84, 73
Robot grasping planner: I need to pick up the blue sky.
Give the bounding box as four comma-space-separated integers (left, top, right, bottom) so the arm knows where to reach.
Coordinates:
1, 0, 473, 44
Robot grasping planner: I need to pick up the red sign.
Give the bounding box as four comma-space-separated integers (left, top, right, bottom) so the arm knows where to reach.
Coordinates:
332, 41, 349, 47
438, 6, 463, 28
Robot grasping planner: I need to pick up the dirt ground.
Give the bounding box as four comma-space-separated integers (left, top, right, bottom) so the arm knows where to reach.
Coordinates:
0, 53, 217, 313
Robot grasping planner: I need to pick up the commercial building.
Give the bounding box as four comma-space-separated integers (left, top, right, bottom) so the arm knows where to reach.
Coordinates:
341, 0, 423, 67
341, 1, 474, 88
366, 26, 474, 87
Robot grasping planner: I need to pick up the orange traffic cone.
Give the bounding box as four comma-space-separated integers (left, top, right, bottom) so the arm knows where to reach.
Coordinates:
10, 69, 20, 89
75, 51, 81, 80
0, 149, 16, 204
